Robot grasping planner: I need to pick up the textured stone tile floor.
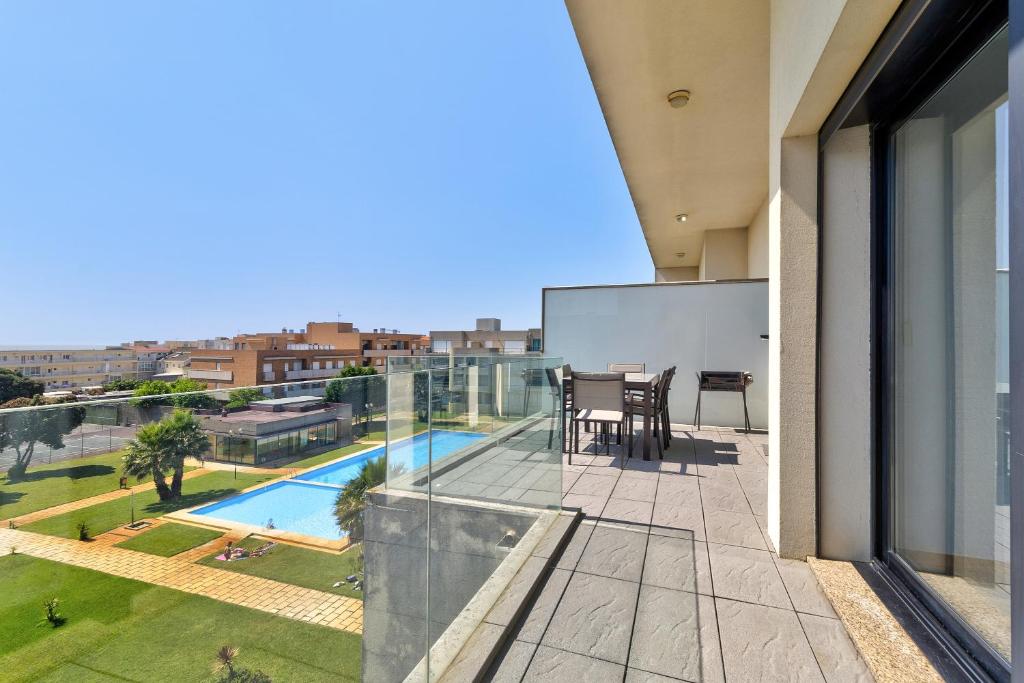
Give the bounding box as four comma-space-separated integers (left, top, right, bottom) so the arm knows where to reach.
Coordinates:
486, 426, 874, 682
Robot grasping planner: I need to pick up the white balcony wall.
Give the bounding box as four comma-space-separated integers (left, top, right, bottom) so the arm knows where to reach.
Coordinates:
543, 280, 768, 429
188, 369, 233, 382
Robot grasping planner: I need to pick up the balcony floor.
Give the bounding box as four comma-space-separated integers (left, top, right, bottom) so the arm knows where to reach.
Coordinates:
486, 426, 874, 682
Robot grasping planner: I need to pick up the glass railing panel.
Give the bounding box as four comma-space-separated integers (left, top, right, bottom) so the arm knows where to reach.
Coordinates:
422, 358, 563, 680
0, 359, 564, 681
360, 369, 429, 682
0, 377, 385, 681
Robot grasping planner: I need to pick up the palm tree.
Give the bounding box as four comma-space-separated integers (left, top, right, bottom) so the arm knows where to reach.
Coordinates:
334, 456, 390, 541
123, 410, 210, 501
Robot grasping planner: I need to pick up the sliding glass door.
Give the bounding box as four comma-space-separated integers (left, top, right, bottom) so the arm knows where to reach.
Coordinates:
887, 24, 1010, 666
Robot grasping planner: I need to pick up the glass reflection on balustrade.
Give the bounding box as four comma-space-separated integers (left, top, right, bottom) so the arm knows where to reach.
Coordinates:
0, 357, 563, 681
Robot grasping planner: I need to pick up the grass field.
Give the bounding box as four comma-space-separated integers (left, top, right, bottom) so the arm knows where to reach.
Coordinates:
22, 471, 275, 539
199, 536, 364, 600
0, 450, 134, 521
0, 554, 360, 682
115, 522, 223, 557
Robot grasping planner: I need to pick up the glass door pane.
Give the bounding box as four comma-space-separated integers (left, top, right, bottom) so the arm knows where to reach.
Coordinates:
890, 26, 1010, 661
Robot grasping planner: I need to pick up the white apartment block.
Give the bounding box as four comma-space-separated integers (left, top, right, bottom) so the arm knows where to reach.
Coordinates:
0, 347, 139, 390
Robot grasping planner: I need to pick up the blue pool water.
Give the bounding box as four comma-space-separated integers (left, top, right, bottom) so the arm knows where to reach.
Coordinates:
194, 480, 345, 540
193, 430, 486, 540
294, 430, 486, 486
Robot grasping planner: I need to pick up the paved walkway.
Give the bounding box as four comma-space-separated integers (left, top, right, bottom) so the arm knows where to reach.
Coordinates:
0, 527, 363, 634
486, 425, 873, 682
1, 468, 213, 527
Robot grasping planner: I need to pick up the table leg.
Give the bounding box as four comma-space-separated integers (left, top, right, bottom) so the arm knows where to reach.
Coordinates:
642, 384, 652, 460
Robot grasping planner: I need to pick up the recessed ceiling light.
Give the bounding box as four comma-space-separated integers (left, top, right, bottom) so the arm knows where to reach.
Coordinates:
675, 252, 686, 259
675, 213, 688, 223
667, 89, 691, 108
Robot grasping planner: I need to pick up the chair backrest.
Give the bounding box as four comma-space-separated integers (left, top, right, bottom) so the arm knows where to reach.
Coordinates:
545, 367, 561, 395
571, 372, 626, 412
656, 367, 675, 406
608, 362, 645, 373
561, 364, 574, 392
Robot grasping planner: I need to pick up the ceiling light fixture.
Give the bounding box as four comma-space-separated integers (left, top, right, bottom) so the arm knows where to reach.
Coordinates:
667, 89, 691, 108
675, 213, 688, 223
675, 252, 687, 259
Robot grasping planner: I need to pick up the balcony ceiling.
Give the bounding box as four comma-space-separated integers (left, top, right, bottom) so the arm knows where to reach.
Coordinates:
565, 0, 769, 269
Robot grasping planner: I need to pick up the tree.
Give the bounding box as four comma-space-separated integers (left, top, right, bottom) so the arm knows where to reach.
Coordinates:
132, 377, 217, 410
334, 456, 392, 541
0, 395, 85, 479
122, 409, 211, 500
336, 365, 377, 378
225, 388, 267, 410
0, 369, 43, 404
325, 370, 385, 434
167, 377, 219, 410
102, 377, 144, 392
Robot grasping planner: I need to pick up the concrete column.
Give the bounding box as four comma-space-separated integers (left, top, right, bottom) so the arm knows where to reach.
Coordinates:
467, 365, 479, 428
768, 134, 818, 560
819, 125, 872, 561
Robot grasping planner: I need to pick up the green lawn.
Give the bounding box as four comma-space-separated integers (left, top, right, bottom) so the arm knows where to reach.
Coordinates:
115, 522, 223, 557
199, 536, 364, 600
0, 450, 132, 520
0, 554, 360, 682
22, 471, 275, 539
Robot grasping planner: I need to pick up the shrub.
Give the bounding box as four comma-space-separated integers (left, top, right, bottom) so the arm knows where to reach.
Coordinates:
43, 598, 65, 627
213, 645, 271, 683
76, 522, 90, 541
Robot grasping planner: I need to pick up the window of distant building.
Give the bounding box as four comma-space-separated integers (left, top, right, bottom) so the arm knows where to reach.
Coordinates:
431, 340, 451, 353
504, 340, 525, 354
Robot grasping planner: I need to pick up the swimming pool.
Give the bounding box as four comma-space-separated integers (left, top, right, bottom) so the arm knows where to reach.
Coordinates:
194, 480, 345, 540
295, 430, 486, 486
192, 430, 487, 540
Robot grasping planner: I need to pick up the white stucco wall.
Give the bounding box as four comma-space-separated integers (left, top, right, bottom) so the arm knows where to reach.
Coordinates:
543, 281, 768, 429
654, 266, 700, 282
700, 227, 749, 280
819, 124, 872, 561
747, 198, 770, 278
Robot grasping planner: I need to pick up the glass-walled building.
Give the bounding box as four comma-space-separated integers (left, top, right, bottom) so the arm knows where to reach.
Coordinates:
199, 396, 351, 465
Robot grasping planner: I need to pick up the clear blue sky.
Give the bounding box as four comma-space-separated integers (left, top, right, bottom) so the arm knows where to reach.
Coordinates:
0, 2, 651, 345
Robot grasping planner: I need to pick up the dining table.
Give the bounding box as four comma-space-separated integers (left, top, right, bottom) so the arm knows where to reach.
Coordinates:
564, 371, 660, 461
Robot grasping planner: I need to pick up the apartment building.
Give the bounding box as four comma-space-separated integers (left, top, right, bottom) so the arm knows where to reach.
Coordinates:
429, 318, 541, 355
358, 328, 430, 371
163, 337, 232, 350
188, 347, 362, 389
127, 343, 171, 379
0, 347, 138, 390
153, 350, 190, 382
225, 321, 429, 373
